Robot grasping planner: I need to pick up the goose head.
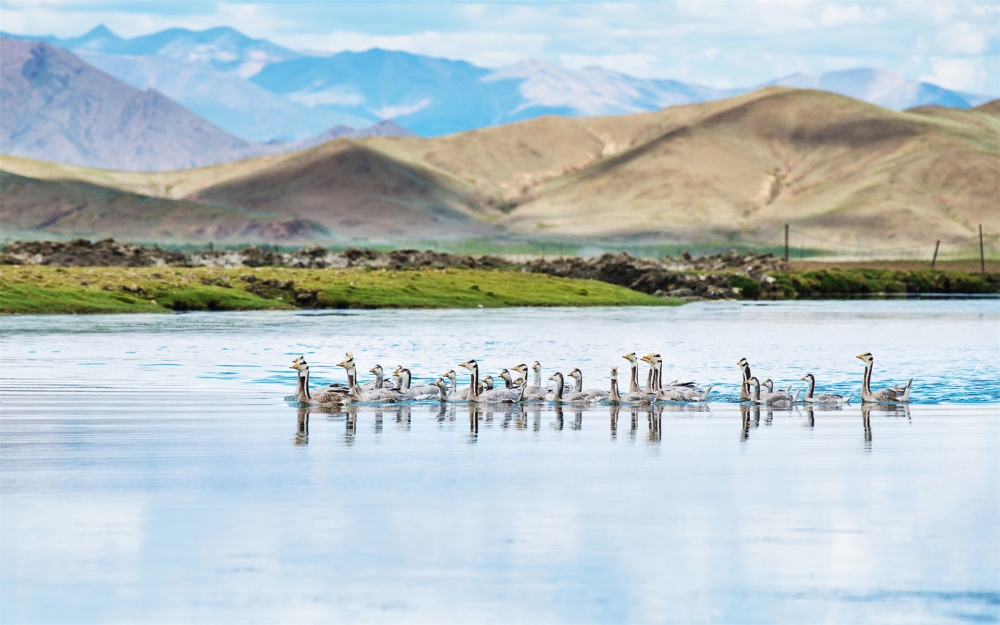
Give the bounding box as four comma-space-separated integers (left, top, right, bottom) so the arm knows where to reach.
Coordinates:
513, 363, 528, 376
460, 359, 478, 372
499, 369, 514, 384
610, 367, 618, 379
737, 357, 748, 367
370, 364, 383, 376
532, 361, 541, 374
482, 375, 495, 390
290, 360, 308, 372
567, 368, 582, 380
623, 352, 637, 364
856, 352, 873, 365
444, 369, 457, 382
800, 373, 815, 382
548, 372, 564, 384
762, 379, 774, 392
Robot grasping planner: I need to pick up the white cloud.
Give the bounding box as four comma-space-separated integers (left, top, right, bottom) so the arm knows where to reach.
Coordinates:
936, 22, 989, 55
281, 30, 548, 68
559, 53, 660, 77
289, 88, 365, 107
373, 98, 431, 119
921, 57, 985, 91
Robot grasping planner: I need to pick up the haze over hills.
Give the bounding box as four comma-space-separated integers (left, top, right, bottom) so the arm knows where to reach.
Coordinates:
767, 68, 990, 111
0, 38, 258, 171
3, 89, 996, 249
0, 38, 415, 171
5, 25, 989, 143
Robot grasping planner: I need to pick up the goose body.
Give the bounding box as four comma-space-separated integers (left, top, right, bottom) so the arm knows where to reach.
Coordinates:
290, 358, 349, 405
337, 356, 401, 403
857, 353, 912, 403
744, 377, 791, 405
548, 372, 591, 404
737, 358, 753, 401
512, 363, 549, 401
761, 378, 795, 402
567, 368, 609, 400
607, 367, 649, 404
801, 373, 850, 404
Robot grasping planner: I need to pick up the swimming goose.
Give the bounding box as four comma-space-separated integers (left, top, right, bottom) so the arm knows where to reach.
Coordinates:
744, 377, 791, 405
480, 371, 527, 404
395, 366, 439, 399
801, 373, 851, 404
511, 364, 548, 401
337, 356, 400, 403
459, 360, 482, 402
442, 369, 471, 401
761, 378, 795, 402
431, 378, 450, 402
857, 352, 912, 403
289, 358, 348, 405
548, 372, 592, 404
737, 358, 753, 401
567, 368, 610, 400
656, 382, 715, 402
609, 365, 653, 404
623, 352, 643, 393
642, 354, 697, 393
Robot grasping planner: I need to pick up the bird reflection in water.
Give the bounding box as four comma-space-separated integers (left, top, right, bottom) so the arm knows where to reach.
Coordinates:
740, 404, 760, 441
552, 404, 564, 430
647, 406, 661, 443
524, 406, 541, 432
629, 407, 639, 440
609, 405, 620, 439
572, 409, 583, 431
860, 403, 911, 451
396, 405, 411, 431
295, 406, 309, 445
468, 405, 480, 441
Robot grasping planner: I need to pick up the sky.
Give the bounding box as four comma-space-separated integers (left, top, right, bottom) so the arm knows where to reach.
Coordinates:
1, 0, 997, 95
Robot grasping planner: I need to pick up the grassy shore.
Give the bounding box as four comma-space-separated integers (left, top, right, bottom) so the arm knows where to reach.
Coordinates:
769, 268, 999, 298
0, 266, 676, 314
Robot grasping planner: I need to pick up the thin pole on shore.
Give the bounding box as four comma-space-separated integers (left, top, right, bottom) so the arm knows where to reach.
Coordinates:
784, 224, 789, 262
931, 240, 940, 268
980, 224, 986, 273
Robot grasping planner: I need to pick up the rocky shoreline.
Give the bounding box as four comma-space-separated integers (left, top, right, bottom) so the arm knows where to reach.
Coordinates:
0, 239, 787, 300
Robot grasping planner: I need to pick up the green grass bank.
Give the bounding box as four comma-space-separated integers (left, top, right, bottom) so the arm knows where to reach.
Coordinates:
768, 268, 999, 298
0, 266, 677, 314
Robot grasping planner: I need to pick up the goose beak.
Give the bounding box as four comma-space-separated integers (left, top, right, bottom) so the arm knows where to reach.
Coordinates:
856, 354, 865, 360
800, 376, 807, 381
370, 367, 377, 373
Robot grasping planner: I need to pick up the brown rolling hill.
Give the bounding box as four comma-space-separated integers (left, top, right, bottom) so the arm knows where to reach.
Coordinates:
0, 171, 329, 243
1, 88, 996, 248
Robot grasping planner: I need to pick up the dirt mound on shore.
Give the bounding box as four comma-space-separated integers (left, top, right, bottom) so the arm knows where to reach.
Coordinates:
1, 240, 785, 299
1, 239, 187, 267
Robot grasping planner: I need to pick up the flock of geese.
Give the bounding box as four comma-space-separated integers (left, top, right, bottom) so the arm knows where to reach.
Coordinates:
290, 351, 913, 406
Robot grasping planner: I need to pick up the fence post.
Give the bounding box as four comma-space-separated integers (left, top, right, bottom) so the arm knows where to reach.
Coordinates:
784, 224, 789, 262
931, 240, 940, 268
980, 224, 986, 273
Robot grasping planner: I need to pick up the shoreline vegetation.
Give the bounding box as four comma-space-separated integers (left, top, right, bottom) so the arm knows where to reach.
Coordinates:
0, 240, 996, 314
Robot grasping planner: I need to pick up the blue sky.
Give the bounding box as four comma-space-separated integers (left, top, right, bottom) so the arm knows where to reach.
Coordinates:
2, 1, 997, 95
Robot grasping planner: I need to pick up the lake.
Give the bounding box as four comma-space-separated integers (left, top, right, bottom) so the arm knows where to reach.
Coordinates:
2, 300, 998, 623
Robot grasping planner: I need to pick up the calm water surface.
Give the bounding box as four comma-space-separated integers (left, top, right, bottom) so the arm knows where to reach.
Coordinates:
1, 301, 998, 623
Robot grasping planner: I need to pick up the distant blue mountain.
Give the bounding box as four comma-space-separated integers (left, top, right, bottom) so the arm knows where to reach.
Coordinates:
3, 26, 992, 142
767, 68, 992, 110
250, 49, 518, 136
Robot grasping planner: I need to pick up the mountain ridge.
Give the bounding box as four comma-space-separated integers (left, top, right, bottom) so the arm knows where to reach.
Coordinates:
3, 88, 995, 248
